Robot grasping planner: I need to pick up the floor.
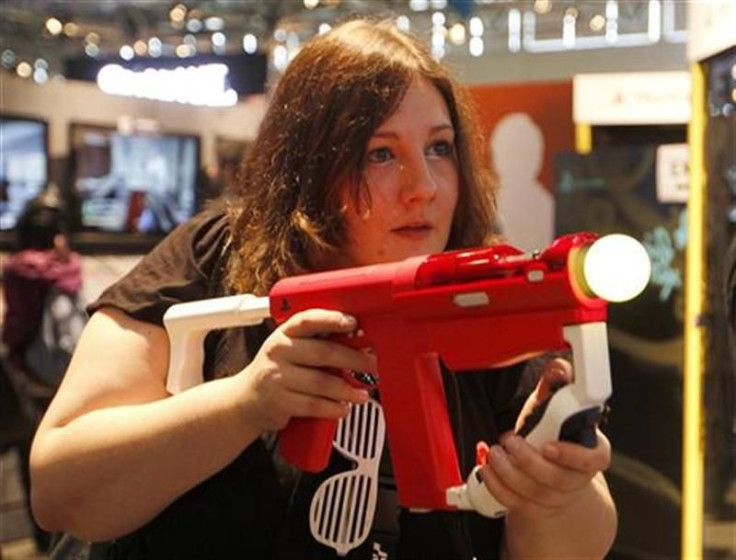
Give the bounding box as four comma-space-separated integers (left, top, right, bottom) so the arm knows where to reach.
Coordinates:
0, 449, 48, 560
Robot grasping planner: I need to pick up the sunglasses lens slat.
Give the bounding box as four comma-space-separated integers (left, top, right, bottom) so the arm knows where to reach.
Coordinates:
339, 473, 358, 545
356, 475, 371, 541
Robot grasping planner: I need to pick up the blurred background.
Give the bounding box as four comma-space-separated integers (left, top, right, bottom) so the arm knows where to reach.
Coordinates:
0, 1, 734, 559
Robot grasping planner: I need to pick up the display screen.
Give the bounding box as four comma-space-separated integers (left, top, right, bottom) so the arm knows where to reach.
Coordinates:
70, 124, 199, 235
0, 116, 49, 230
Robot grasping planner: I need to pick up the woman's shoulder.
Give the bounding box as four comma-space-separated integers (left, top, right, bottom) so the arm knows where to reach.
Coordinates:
88, 206, 232, 325
163, 205, 231, 283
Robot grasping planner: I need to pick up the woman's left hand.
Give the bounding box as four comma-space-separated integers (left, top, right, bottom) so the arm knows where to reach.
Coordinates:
478, 358, 612, 518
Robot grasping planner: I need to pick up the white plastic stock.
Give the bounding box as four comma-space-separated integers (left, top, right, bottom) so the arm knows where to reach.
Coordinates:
163, 294, 271, 394
446, 321, 612, 518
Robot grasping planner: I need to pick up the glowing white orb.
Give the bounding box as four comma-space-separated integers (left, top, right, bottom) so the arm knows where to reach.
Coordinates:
583, 234, 651, 302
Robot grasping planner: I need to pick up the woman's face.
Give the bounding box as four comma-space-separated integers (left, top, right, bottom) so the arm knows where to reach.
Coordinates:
338, 77, 459, 268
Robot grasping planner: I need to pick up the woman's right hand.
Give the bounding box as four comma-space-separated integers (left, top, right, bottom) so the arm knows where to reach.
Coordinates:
239, 309, 374, 432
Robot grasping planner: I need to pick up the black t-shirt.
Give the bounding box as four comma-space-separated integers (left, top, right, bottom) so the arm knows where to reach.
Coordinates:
87, 210, 530, 560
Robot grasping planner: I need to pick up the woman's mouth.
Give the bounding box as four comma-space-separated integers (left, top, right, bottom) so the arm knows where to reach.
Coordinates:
392, 223, 433, 239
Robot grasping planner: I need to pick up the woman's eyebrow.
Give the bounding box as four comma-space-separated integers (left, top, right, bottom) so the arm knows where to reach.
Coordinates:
370, 123, 454, 140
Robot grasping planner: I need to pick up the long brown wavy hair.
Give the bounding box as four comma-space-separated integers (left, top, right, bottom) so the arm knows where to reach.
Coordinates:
226, 18, 498, 296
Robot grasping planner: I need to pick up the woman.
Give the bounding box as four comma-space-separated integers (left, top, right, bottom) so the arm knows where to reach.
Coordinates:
30, 19, 616, 559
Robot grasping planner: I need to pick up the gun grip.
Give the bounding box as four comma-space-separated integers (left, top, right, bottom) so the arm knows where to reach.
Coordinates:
559, 407, 601, 448
279, 417, 338, 472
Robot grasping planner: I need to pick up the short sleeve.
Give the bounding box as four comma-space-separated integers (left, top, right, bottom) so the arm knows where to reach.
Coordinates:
87, 209, 231, 326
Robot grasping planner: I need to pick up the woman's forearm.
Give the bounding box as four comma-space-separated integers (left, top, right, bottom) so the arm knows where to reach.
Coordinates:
503, 474, 617, 560
31, 374, 262, 542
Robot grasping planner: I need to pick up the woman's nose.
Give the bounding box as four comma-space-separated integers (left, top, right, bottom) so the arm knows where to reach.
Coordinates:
399, 158, 437, 204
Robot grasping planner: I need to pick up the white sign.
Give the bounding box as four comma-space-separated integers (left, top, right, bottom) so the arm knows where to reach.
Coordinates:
97, 63, 238, 107
688, 0, 736, 62
656, 144, 690, 203
573, 72, 691, 125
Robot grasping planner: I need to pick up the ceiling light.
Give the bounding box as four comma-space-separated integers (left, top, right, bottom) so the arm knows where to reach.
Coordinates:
212, 32, 226, 54
1, 50, 16, 68
304, 0, 320, 9
448, 23, 466, 45
469, 36, 483, 56
648, 0, 662, 42
170, 4, 187, 23
242, 34, 257, 54
212, 32, 226, 47
33, 68, 49, 84
119, 45, 134, 60
273, 45, 288, 72
205, 17, 225, 31
63, 22, 79, 37
533, 0, 552, 14
133, 40, 147, 56
508, 9, 521, 52
187, 19, 203, 33
590, 14, 606, 32
176, 44, 195, 58
148, 37, 162, 57
45, 18, 63, 36
469, 16, 483, 37
409, 0, 429, 12
563, 14, 576, 48
16, 62, 32, 78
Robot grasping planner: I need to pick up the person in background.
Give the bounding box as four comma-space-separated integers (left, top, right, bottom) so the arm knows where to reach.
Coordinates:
1, 185, 84, 554
30, 19, 616, 560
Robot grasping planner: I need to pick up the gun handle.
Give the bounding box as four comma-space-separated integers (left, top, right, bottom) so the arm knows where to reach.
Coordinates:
278, 366, 371, 472
280, 417, 338, 472
448, 322, 611, 518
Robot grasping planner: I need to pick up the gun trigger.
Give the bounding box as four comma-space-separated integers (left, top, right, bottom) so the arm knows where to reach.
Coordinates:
476, 441, 490, 465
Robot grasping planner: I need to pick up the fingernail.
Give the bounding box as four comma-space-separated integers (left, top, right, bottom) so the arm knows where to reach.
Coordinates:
355, 389, 370, 402
341, 314, 357, 327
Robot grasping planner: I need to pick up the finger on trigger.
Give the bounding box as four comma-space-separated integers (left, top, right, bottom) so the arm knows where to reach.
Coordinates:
283, 309, 358, 338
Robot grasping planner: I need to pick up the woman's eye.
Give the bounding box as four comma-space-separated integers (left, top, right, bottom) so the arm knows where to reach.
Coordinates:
366, 147, 394, 164
427, 140, 454, 157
